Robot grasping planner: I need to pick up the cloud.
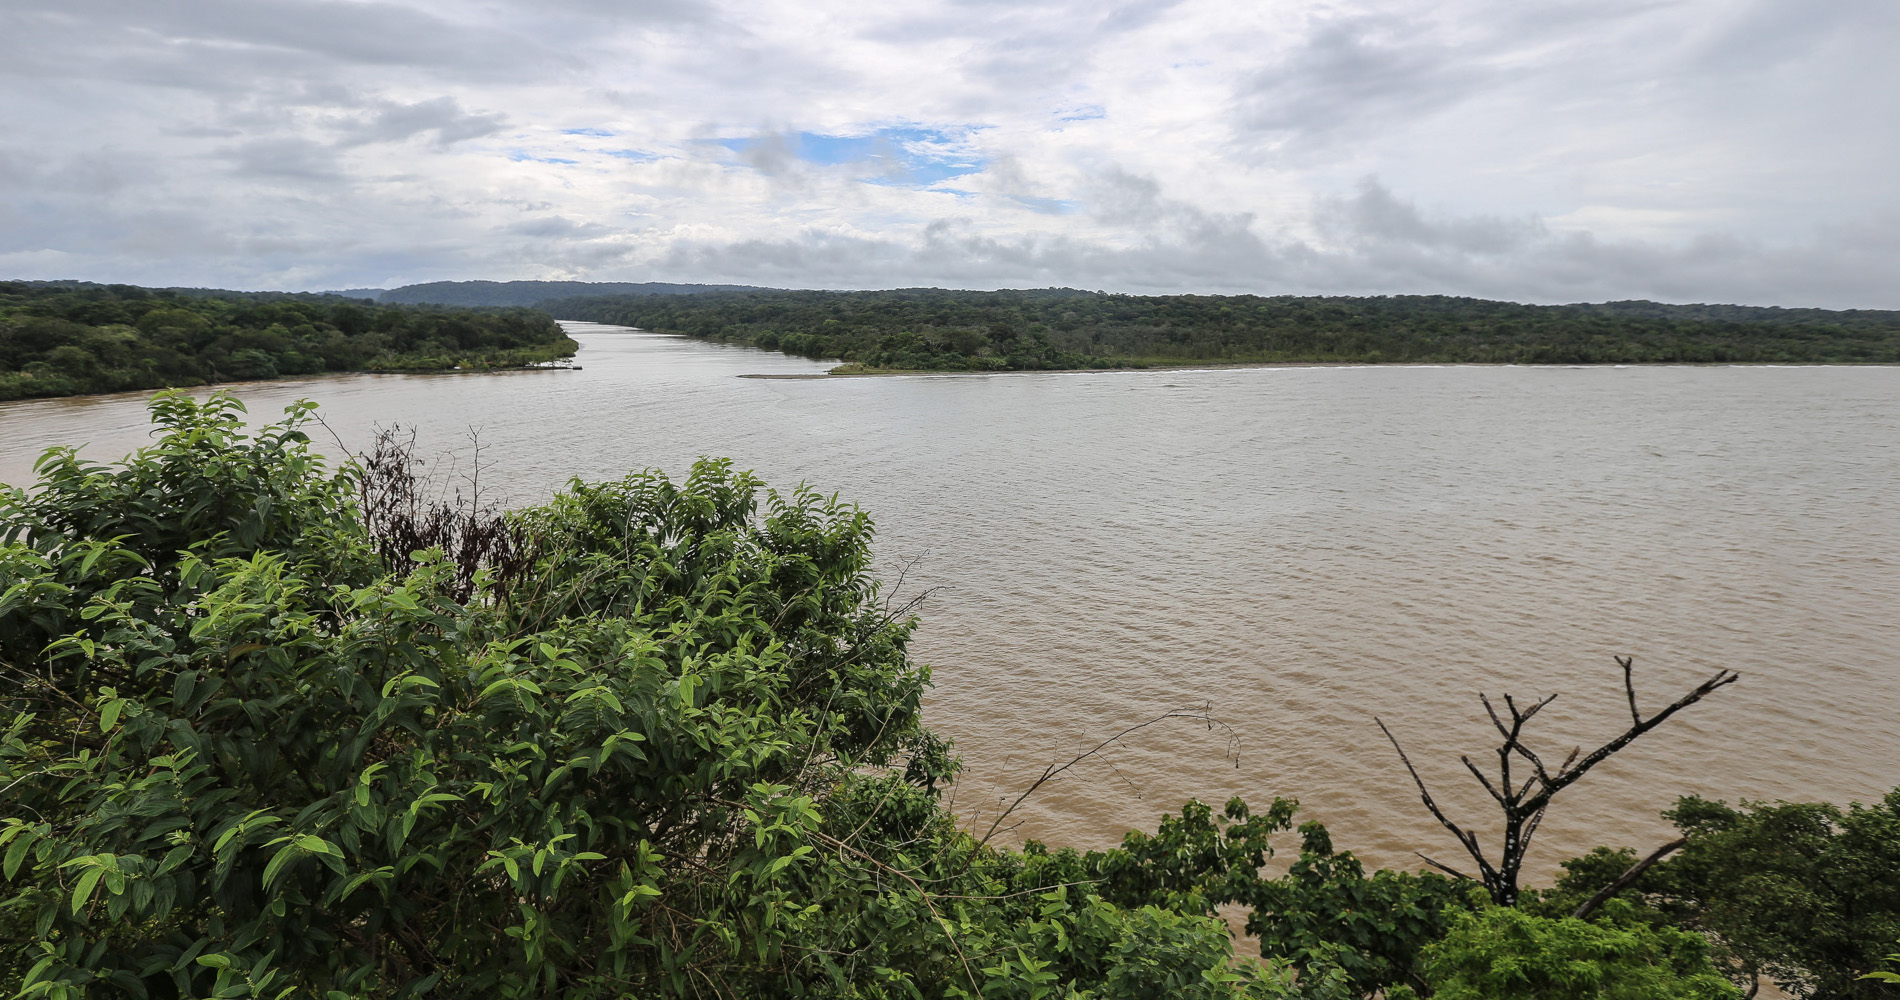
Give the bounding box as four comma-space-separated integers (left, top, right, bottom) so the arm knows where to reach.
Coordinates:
221, 137, 348, 181
1236, 12, 1496, 149
0, 0, 1894, 306
1322, 179, 1542, 256
340, 98, 510, 147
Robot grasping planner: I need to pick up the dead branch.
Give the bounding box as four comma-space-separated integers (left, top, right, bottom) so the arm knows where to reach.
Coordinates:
1380, 657, 1735, 906
357, 425, 531, 603
1571, 837, 1687, 920
977, 705, 1241, 848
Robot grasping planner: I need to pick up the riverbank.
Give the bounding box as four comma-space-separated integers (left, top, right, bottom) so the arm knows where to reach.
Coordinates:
546, 286, 1900, 371
740, 360, 1373, 378
736, 359, 1900, 379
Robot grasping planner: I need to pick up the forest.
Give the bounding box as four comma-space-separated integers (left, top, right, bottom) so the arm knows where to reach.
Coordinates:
0, 282, 577, 402
1, 392, 1895, 999
542, 288, 1900, 371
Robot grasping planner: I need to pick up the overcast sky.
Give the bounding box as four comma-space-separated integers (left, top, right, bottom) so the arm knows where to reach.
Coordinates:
3, 0, 1896, 305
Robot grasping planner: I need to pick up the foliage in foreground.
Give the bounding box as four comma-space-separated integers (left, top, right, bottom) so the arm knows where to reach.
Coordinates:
0, 393, 1358, 998
1408, 902, 1739, 1000
543, 287, 1900, 371
1537, 793, 1900, 998
0, 281, 576, 401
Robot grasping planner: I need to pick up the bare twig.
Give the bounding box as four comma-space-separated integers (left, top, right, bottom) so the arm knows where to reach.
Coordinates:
977, 705, 1241, 848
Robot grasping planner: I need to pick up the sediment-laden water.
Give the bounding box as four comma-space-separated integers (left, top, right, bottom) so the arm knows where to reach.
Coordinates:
4, 321, 1895, 878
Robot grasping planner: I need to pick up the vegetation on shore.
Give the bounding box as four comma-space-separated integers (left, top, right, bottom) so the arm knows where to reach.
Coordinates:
542, 287, 1900, 372
0, 282, 577, 402
1, 392, 1896, 998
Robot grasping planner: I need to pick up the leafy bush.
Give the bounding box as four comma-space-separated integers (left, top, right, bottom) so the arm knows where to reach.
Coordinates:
0, 393, 1335, 999
1538, 794, 1900, 998
1416, 903, 1740, 1000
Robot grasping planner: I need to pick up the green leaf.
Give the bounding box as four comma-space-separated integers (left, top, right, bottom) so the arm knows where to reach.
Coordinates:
98, 698, 123, 733
262, 841, 303, 889
70, 866, 104, 914
4, 828, 41, 880
296, 834, 340, 856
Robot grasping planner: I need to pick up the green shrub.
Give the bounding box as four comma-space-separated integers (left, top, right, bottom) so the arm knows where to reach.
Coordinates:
1419, 903, 1740, 1000
0, 392, 1327, 999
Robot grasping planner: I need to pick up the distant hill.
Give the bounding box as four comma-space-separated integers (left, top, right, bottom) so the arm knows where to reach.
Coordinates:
371, 280, 768, 308
18, 280, 375, 306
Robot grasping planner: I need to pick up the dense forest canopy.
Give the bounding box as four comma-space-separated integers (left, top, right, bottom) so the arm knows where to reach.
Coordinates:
2, 393, 1895, 998
542, 288, 1900, 371
0, 281, 576, 402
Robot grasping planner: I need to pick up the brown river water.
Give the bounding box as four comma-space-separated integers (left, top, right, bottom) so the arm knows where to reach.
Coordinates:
4, 321, 1897, 884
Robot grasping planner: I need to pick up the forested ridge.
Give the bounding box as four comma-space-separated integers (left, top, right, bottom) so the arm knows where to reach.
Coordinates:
543, 288, 1900, 371
375, 279, 766, 307
2, 393, 1896, 998
0, 281, 576, 402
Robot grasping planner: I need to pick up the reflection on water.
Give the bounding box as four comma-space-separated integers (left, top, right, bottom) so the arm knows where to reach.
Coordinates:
4, 322, 1897, 878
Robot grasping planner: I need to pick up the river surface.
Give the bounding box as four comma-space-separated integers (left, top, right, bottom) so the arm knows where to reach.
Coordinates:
4, 321, 1897, 880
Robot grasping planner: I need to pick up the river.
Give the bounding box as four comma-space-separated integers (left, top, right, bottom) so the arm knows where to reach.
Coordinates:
3, 320, 1896, 879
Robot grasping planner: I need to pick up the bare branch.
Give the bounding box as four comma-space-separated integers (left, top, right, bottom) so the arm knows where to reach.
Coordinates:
1461, 755, 1508, 805
1381, 658, 1736, 906
1572, 837, 1687, 920
1619, 655, 1642, 727
1414, 852, 1475, 881
1481, 693, 1511, 740
976, 707, 1240, 847
1524, 668, 1739, 815
1378, 716, 1490, 880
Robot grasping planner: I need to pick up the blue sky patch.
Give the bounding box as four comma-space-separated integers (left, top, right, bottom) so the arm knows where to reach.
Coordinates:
1012, 195, 1078, 214
713, 125, 986, 187
509, 150, 578, 164
603, 149, 661, 161
1056, 105, 1106, 122
561, 127, 615, 136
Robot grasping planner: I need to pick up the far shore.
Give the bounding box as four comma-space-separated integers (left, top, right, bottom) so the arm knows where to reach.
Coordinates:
736, 360, 1898, 379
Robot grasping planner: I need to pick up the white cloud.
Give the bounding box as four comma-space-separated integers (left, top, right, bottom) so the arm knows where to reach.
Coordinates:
1, 0, 1895, 305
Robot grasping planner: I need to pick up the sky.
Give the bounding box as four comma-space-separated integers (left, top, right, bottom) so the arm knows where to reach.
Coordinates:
2, 0, 1897, 306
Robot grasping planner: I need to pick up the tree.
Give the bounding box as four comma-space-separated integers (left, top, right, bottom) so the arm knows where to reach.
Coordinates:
1377, 658, 1737, 906
1539, 792, 1900, 998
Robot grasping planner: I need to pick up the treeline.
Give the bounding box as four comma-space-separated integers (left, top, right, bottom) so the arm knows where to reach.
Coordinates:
543, 288, 1900, 370
2, 393, 1894, 999
0, 281, 576, 401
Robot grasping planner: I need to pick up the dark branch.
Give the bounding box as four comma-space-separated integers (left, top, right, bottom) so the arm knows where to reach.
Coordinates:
1619, 655, 1642, 727
1379, 658, 1736, 906
1522, 668, 1739, 816
1414, 852, 1475, 881
1378, 716, 1492, 881
1572, 837, 1688, 920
